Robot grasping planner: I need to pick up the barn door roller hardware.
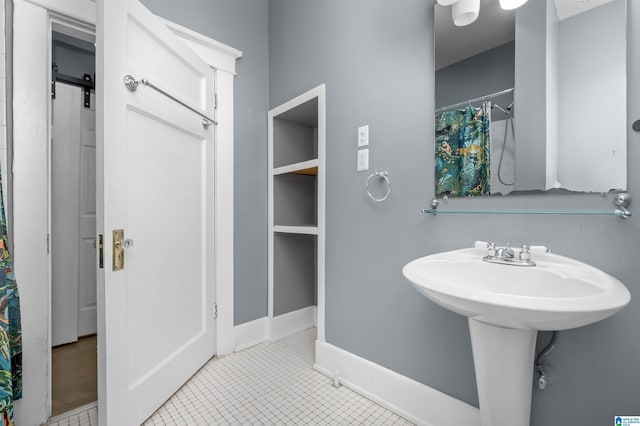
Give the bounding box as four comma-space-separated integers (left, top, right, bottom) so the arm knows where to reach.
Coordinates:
52, 63, 96, 108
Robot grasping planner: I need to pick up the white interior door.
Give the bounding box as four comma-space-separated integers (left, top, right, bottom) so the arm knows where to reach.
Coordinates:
78, 89, 98, 337
51, 83, 81, 347
52, 84, 97, 346
97, 1, 216, 424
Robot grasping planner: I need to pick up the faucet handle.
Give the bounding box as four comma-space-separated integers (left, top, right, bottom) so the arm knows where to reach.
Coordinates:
487, 242, 496, 257
519, 245, 531, 261
504, 242, 514, 257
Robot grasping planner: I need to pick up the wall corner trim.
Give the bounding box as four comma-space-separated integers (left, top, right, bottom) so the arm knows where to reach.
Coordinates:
234, 317, 269, 352
161, 18, 242, 75
314, 341, 481, 426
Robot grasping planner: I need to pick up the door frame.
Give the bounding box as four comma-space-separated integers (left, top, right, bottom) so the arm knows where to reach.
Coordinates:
12, 1, 240, 423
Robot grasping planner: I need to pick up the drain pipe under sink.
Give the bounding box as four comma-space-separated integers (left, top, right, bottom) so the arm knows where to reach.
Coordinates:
535, 331, 558, 390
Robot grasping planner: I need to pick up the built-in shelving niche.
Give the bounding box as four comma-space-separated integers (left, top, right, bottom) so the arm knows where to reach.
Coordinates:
268, 84, 324, 343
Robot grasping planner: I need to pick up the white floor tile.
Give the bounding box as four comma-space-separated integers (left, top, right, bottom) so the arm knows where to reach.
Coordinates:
47, 328, 414, 425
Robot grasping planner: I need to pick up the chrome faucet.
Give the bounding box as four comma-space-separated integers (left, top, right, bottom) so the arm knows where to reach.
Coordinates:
483, 242, 536, 266
495, 242, 515, 260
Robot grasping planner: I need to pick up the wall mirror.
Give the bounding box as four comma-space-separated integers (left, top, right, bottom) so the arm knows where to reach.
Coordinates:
434, 0, 627, 197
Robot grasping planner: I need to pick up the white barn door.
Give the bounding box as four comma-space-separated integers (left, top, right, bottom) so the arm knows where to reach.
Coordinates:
77, 89, 98, 338
51, 83, 81, 347
51, 84, 97, 347
97, 1, 216, 424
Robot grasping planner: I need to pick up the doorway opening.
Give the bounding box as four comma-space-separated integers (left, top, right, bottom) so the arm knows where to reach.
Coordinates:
50, 27, 97, 418
12, 1, 238, 422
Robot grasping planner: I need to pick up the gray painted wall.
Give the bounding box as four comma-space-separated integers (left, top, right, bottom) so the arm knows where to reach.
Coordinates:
140, 0, 269, 325
139, 0, 639, 423
270, 1, 640, 425
514, 0, 549, 191
435, 41, 514, 111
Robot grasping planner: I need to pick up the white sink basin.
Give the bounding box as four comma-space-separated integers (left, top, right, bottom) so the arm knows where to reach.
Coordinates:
403, 243, 631, 426
402, 245, 630, 330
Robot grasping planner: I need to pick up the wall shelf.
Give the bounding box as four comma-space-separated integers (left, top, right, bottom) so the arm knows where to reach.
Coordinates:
423, 194, 632, 218
274, 159, 318, 176
292, 166, 318, 176
274, 225, 319, 235
422, 208, 630, 217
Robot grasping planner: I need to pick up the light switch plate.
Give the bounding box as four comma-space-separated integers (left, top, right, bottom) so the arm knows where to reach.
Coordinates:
357, 149, 369, 171
358, 125, 369, 147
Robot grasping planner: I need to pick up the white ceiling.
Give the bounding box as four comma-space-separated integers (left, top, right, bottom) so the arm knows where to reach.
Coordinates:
435, 0, 617, 70
554, 0, 616, 20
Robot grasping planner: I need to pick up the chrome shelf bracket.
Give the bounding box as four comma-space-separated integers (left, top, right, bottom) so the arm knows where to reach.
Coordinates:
613, 192, 632, 219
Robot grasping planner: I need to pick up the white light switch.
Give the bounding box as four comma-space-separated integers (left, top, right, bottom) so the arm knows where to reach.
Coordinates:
357, 149, 369, 171
358, 125, 369, 147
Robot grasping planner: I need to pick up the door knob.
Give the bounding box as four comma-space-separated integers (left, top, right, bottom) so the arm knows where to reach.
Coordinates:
114, 238, 134, 249
112, 230, 132, 271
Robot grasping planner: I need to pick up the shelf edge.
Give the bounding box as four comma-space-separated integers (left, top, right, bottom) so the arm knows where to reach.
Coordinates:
273, 159, 319, 176
273, 225, 319, 235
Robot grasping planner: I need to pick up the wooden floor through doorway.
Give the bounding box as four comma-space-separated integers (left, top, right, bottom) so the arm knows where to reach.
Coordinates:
52, 335, 98, 416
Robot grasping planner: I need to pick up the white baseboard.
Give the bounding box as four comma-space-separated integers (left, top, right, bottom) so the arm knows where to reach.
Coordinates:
314, 340, 480, 426
234, 316, 269, 352
269, 305, 317, 341
234, 305, 317, 352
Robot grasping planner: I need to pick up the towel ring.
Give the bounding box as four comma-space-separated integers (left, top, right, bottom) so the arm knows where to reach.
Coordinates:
366, 170, 391, 202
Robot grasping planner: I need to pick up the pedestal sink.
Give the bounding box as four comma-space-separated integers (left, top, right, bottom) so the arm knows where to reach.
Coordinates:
402, 242, 630, 426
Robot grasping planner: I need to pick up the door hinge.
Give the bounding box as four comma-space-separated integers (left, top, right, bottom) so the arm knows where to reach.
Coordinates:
51, 63, 58, 99
47, 233, 50, 253
214, 93, 218, 110
213, 303, 218, 319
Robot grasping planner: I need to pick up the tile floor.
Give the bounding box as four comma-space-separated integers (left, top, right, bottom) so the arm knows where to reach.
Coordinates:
46, 328, 414, 425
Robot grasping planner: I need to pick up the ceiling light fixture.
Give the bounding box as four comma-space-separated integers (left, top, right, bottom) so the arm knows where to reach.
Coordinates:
452, 0, 480, 26
439, 0, 530, 27
498, 0, 529, 10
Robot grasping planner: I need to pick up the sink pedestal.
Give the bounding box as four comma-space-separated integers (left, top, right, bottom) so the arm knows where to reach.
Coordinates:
469, 319, 537, 426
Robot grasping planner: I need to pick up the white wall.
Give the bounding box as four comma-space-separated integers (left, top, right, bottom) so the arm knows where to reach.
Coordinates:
557, 0, 627, 192
0, 0, 7, 209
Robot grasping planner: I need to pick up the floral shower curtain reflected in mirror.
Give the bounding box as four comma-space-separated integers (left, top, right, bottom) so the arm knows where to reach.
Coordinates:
435, 102, 491, 196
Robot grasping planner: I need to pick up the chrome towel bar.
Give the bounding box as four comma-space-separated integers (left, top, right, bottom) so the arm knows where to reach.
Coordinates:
123, 74, 217, 129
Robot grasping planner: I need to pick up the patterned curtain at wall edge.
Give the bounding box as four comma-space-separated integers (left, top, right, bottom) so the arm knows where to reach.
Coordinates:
0, 164, 22, 426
